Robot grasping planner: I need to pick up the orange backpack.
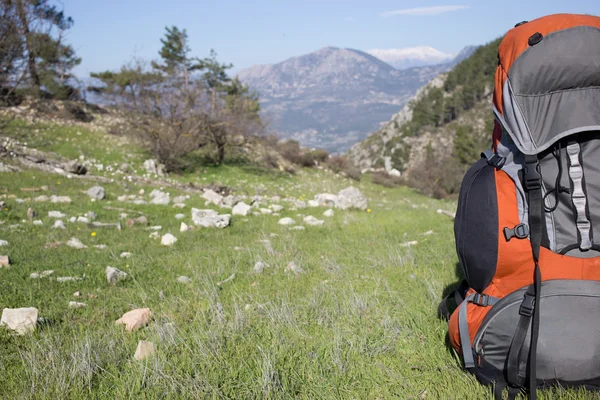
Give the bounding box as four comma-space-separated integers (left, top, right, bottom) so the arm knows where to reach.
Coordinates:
448, 14, 600, 399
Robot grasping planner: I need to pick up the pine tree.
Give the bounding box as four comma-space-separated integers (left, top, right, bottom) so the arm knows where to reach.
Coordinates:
152, 26, 201, 89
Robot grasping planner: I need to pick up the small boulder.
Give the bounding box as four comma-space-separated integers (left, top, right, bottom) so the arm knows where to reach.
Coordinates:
48, 211, 66, 218
202, 189, 223, 206
307, 200, 319, 207
134, 340, 156, 361
161, 233, 177, 246
253, 261, 266, 274
232, 202, 251, 216
0, 240, 8, 246
0, 307, 38, 335
180, 222, 189, 232
116, 308, 152, 332
259, 208, 273, 215
86, 186, 105, 200
120, 252, 132, 258
315, 193, 338, 206
68, 301, 86, 309
336, 186, 368, 210
175, 213, 185, 220
191, 208, 230, 228
106, 266, 128, 284
270, 204, 284, 212
323, 209, 334, 217
66, 238, 87, 249
176, 276, 191, 284
150, 191, 170, 205
303, 216, 325, 226
50, 195, 72, 204
278, 217, 296, 226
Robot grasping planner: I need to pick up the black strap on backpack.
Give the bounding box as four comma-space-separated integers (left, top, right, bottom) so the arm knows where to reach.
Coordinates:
506, 155, 543, 399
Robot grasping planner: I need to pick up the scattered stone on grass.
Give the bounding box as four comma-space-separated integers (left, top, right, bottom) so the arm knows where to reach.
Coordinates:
57, 276, 83, 282
161, 233, 177, 246
0, 240, 8, 246
120, 252, 131, 258
0, 307, 38, 335
68, 301, 86, 309
73, 291, 81, 297
437, 209, 456, 219
323, 209, 334, 217
106, 266, 128, 284
48, 211, 66, 218
270, 204, 284, 212
422, 230, 435, 236
401, 241, 419, 247
30, 270, 54, 279
191, 208, 230, 228
150, 191, 170, 205
90, 221, 121, 230
149, 232, 160, 239
260, 208, 273, 215
308, 200, 319, 207
50, 195, 72, 204
177, 276, 191, 284
315, 193, 338, 207
0, 255, 9, 267
77, 216, 90, 223
66, 238, 87, 249
134, 340, 156, 360
290, 226, 305, 231
94, 244, 107, 250
175, 213, 185, 220
202, 189, 223, 206
336, 186, 367, 210
32, 220, 43, 226
116, 308, 152, 332
87, 186, 105, 200
180, 222, 189, 232
232, 202, 251, 216
278, 217, 295, 226
303, 216, 325, 226
253, 261, 266, 274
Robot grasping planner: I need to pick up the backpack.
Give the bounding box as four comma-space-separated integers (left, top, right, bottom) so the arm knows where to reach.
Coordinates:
447, 14, 600, 400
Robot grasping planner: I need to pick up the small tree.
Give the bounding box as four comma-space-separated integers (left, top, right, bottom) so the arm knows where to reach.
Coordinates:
151, 26, 202, 90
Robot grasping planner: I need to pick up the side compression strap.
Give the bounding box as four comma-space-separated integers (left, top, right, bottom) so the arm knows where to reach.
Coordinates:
566, 142, 592, 251
458, 293, 499, 369
523, 155, 544, 400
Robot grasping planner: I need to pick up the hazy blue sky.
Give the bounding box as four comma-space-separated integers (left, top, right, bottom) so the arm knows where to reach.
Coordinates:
61, 1, 600, 76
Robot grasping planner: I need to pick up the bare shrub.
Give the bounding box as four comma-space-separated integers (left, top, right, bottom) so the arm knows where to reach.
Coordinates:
371, 171, 405, 188
327, 155, 361, 181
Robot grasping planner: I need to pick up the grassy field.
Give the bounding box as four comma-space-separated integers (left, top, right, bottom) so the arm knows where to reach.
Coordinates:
0, 123, 593, 399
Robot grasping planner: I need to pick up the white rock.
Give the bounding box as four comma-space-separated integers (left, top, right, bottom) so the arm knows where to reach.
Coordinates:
150, 192, 170, 205
290, 225, 306, 231
149, 226, 162, 231
106, 266, 128, 284
294, 200, 307, 209
116, 308, 152, 332
323, 209, 335, 217
35, 195, 49, 202
134, 340, 156, 360
389, 169, 401, 177
176, 276, 191, 284
303, 216, 325, 226
202, 189, 223, 206
401, 241, 419, 247
149, 232, 160, 239
94, 244, 107, 250
66, 238, 87, 249
0, 307, 38, 335
57, 276, 82, 282
175, 213, 185, 220
260, 208, 273, 215
87, 186, 106, 200
120, 252, 132, 258
270, 204, 284, 212
69, 217, 76, 223
15, 198, 25, 204
173, 195, 188, 204
32, 220, 42, 226
232, 202, 251, 216
192, 208, 230, 228
30, 270, 54, 279
180, 222, 189, 232
336, 186, 368, 210
161, 233, 177, 246
77, 216, 90, 223
48, 211, 66, 218
50, 195, 72, 203
307, 200, 319, 207
0, 240, 8, 246
278, 218, 296, 226
173, 203, 186, 208
69, 301, 86, 309
253, 261, 266, 274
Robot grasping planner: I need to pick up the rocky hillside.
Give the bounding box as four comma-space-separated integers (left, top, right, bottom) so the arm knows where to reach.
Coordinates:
237, 46, 475, 153
348, 39, 501, 197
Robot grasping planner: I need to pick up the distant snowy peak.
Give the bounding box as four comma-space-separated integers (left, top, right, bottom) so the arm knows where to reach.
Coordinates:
367, 46, 455, 70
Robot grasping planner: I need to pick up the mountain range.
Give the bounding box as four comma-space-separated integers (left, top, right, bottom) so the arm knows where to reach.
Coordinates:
237, 45, 476, 153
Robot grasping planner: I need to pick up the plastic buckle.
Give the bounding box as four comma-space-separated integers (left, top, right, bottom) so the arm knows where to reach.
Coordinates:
504, 223, 530, 241
472, 293, 491, 307
487, 154, 506, 170
519, 294, 535, 317
523, 159, 541, 191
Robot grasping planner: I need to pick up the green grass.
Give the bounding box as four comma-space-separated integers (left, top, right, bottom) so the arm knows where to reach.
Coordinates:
0, 123, 593, 399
